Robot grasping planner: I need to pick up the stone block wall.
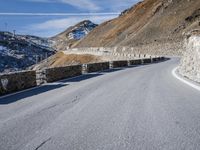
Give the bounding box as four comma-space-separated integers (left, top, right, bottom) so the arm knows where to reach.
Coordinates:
87, 62, 109, 73
45, 65, 82, 83
129, 59, 142, 65
112, 60, 128, 68
143, 58, 152, 64
0, 56, 165, 96
0, 71, 36, 96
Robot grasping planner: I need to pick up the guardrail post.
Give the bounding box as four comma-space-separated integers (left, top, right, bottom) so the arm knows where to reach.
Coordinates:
36, 70, 47, 85
141, 59, 144, 64
82, 64, 88, 74
109, 61, 113, 69
150, 56, 153, 63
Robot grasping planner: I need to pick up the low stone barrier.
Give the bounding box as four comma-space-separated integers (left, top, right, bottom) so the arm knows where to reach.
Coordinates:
0, 56, 166, 96
143, 58, 152, 64
0, 71, 36, 96
129, 59, 142, 65
45, 65, 82, 83
161, 57, 165, 60
86, 62, 109, 73
112, 60, 128, 68
152, 57, 162, 62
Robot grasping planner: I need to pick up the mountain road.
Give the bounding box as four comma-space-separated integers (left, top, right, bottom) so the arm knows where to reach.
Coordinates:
1, 58, 200, 150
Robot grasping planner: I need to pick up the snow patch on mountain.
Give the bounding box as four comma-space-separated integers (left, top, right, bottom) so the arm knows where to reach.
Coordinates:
52, 20, 98, 51
68, 21, 98, 40
0, 31, 55, 73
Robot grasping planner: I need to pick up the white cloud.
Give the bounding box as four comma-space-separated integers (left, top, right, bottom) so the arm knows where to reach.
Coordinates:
25, 0, 101, 11
0, 12, 119, 16
15, 0, 141, 37
25, 15, 117, 37
24, 0, 141, 12
95, 0, 141, 12
61, 0, 100, 11
31, 15, 117, 30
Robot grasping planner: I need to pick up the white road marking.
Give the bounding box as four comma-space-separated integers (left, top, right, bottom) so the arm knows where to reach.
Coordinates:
172, 67, 200, 92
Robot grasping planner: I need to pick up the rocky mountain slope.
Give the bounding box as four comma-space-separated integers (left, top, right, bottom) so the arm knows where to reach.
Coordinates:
0, 31, 55, 73
74, 0, 200, 55
51, 20, 97, 51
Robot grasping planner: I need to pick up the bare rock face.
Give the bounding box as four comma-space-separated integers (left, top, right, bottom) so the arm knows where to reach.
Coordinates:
179, 30, 200, 83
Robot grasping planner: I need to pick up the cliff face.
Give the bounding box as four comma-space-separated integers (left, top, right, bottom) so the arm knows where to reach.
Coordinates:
179, 30, 200, 83
74, 0, 200, 55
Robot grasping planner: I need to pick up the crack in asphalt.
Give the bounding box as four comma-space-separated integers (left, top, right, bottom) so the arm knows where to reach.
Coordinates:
36, 104, 58, 114
36, 96, 80, 115
34, 138, 51, 150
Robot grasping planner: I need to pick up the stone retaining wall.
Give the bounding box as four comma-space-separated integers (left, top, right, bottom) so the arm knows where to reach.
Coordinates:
0, 56, 165, 96
86, 62, 109, 73
112, 60, 128, 68
129, 59, 142, 65
143, 58, 152, 64
0, 71, 36, 96
45, 65, 82, 83
70, 41, 183, 56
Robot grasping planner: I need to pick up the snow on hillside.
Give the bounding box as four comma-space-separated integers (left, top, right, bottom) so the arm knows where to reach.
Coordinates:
68, 21, 98, 40
0, 45, 7, 51
52, 20, 98, 51
0, 31, 55, 73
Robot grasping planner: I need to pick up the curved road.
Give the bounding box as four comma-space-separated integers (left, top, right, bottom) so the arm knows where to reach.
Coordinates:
1, 58, 200, 150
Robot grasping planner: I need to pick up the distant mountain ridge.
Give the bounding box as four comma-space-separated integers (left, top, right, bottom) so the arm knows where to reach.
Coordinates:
0, 31, 55, 73
0, 20, 97, 73
51, 20, 98, 51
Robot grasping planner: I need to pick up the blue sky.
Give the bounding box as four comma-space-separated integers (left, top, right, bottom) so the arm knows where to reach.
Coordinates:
0, 0, 140, 37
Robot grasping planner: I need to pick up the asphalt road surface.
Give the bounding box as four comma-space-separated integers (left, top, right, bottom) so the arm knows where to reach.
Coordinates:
1, 58, 200, 150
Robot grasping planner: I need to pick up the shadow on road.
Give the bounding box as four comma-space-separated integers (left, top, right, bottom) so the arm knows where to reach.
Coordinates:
0, 73, 103, 104
62, 73, 103, 82
0, 84, 67, 104
101, 68, 123, 73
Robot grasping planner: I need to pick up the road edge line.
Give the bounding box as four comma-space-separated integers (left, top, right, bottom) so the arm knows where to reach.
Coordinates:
172, 67, 200, 92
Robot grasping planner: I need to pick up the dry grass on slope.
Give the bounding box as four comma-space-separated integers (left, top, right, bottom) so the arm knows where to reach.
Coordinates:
73, 0, 163, 47
74, 0, 200, 55
32, 52, 103, 70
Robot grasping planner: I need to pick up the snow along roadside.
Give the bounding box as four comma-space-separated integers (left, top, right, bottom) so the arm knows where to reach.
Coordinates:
172, 67, 200, 92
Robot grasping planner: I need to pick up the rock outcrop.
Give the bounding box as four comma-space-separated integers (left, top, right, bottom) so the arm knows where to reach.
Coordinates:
179, 30, 200, 83
51, 20, 97, 51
